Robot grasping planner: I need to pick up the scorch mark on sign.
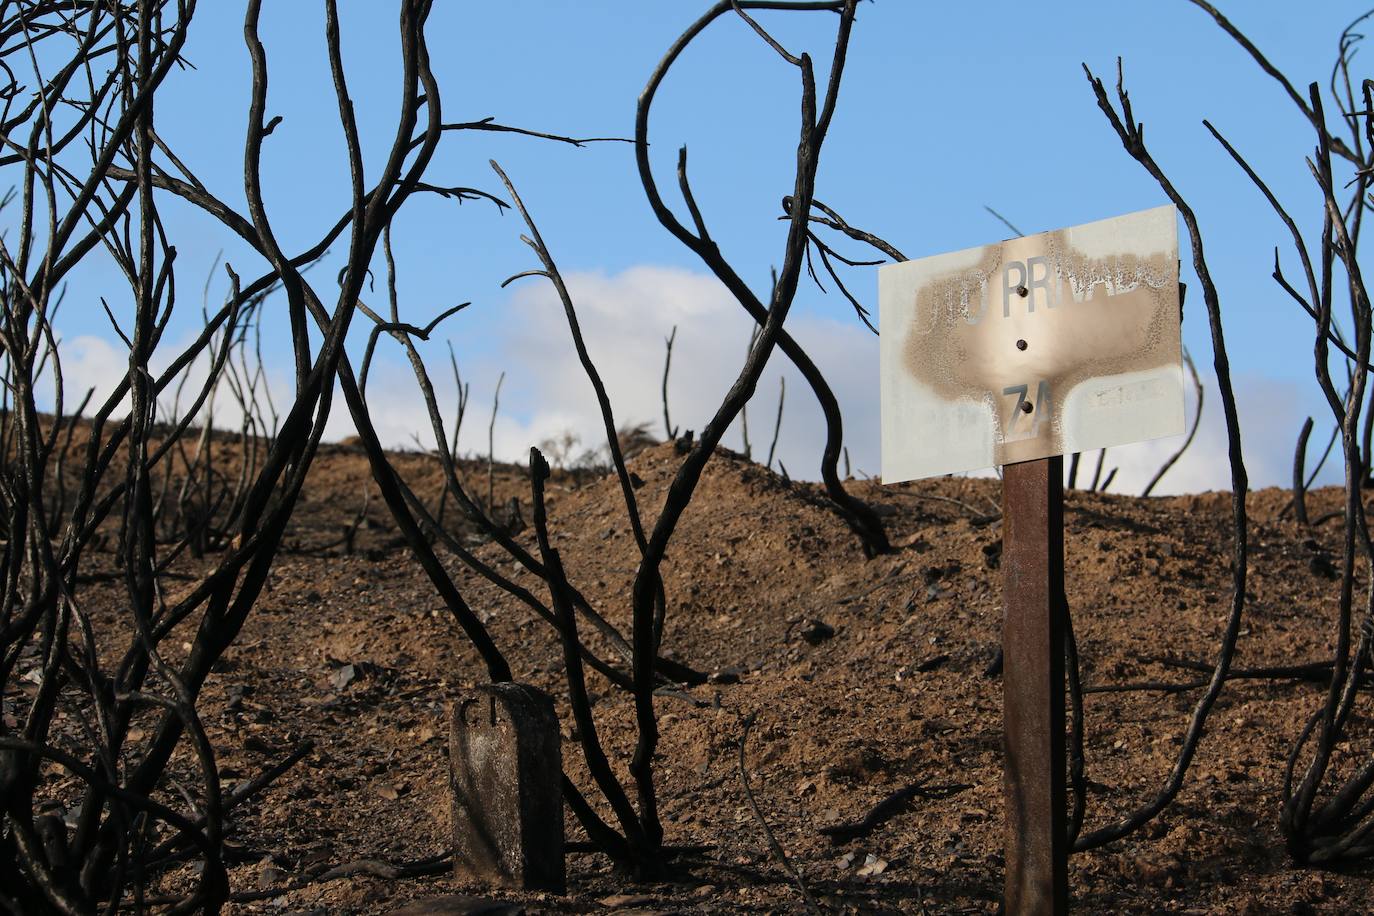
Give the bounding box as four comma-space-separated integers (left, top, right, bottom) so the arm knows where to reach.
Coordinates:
879, 204, 1184, 483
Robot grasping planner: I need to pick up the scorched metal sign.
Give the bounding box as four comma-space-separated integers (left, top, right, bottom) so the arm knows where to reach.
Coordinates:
879, 204, 1183, 483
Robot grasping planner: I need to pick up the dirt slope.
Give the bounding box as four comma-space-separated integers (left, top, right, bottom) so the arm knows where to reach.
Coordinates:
75, 442, 1374, 913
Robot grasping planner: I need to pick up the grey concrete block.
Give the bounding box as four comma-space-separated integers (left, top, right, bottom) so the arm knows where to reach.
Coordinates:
450, 683, 564, 893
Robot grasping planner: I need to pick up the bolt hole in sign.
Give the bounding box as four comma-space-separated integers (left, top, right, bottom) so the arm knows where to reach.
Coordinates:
879, 204, 1184, 483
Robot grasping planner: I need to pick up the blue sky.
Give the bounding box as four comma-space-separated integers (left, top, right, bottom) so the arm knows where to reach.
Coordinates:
39, 2, 1374, 492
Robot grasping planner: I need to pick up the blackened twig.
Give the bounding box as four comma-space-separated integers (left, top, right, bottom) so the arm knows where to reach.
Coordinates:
738, 714, 821, 914
662, 325, 679, 441
1142, 346, 1205, 497
1078, 57, 1251, 852
819, 777, 970, 844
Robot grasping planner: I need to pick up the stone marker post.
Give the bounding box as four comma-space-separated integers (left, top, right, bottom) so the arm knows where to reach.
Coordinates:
450, 683, 564, 893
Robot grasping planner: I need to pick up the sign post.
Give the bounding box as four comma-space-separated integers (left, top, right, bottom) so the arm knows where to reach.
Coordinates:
1001, 456, 1066, 915
878, 204, 1182, 915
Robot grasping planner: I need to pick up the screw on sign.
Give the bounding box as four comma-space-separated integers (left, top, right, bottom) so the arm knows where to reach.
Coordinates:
878, 205, 1183, 914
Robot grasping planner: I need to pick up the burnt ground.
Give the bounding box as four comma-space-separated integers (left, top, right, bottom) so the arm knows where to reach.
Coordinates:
51, 441, 1374, 913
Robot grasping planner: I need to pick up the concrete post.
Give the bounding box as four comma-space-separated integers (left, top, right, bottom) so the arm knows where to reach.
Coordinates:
450, 683, 564, 893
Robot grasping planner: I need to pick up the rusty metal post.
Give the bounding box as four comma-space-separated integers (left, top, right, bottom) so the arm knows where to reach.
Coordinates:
1001, 455, 1068, 915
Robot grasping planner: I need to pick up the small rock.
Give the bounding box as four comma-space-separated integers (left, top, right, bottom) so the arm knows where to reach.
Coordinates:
243, 734, 278, 755
894, 533, 929, 552
856, 853, 888, 877
597, 894, 656, 909
915, 653, 949, 673
389, 896, 524, 916
258, 858, 286, 890
226, 685, 247, 712
1308, 555, 1338, 579
799, 619, 835, 645
331, 663, 358, 691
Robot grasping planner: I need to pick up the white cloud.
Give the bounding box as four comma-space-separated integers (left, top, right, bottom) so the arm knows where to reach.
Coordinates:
48, 327, 292, 437
458, 264, 1329, 497
49, 266, 1334, 497
52, 334, 128, 415
484, 265, 882, 478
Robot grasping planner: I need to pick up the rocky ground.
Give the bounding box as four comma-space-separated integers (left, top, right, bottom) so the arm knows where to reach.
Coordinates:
53, 440, 1374, 913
